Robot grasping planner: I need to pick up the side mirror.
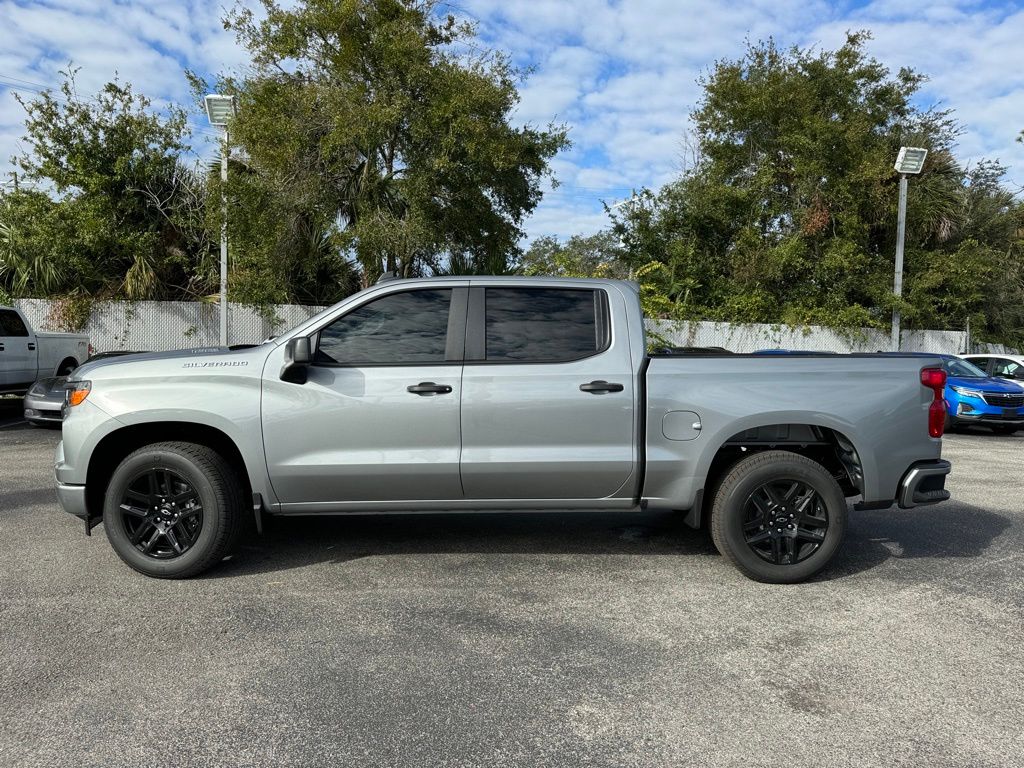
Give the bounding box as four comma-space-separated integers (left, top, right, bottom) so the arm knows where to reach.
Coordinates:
281, 337, 311, 384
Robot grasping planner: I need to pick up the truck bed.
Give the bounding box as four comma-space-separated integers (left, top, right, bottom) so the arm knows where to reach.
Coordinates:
642, 353, 943, 511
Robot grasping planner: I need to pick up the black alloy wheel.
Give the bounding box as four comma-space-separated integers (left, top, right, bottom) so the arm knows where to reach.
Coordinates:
119, 467, 204, 559
709, 450, 847, 583
741, 480, 828, 566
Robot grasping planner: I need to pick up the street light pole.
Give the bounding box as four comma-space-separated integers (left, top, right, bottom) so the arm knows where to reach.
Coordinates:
204, 94, 237, 347
891, 172, 908, 352
219, 127, 229, 347
890, 146, 928, 352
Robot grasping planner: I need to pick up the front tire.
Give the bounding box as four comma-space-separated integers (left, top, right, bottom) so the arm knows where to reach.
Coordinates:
710, 451, 847, 583
103, 441, 245, 578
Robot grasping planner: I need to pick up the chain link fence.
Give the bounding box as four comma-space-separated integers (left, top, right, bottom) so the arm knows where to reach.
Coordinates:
648, 320, 988, 355
13, 298, 1016, 356
14, 299, 327, 352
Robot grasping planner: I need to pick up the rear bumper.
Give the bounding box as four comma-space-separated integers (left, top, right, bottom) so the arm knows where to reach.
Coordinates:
897, 459, 951, 509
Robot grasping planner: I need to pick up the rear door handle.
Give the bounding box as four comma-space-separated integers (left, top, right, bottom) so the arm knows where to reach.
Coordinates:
27, 342, 35, 351
579, 380, 624, 394
407, 382, 453, 395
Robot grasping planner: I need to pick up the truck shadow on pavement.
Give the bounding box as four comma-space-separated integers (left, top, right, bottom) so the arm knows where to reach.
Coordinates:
207, 499, 1013, 582
213, 509, 720, 579
823, 501, 1013, 580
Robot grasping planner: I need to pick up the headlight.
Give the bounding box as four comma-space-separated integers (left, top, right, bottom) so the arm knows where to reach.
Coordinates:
27, 381, 46, 396
65, 380, 92, 407
951, 385, 984, 399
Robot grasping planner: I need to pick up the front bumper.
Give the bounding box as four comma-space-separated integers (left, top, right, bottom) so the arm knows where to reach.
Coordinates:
950, 413, 1024, 427
55, 439, 101, 534
24, 392, 64, 423
949, 397, 1023, 425
56, 482, 89, 521
897, 459, 951, 509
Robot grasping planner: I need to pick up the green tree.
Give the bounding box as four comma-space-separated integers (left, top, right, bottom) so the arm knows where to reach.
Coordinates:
194, 0, 567, 303
0, 71, 212, 300
521, 230, 681, 343
522, 232, 629, 279
610, 32, 1023, 346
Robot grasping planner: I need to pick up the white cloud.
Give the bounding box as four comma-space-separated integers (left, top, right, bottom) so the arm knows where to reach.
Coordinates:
1, 0, 1021, 240
488, 0, 1024, 239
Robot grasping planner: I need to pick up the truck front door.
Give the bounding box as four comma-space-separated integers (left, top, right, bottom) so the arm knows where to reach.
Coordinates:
459, 285, 637, 501
0, 309, 36, 390
262, 285, 468, 508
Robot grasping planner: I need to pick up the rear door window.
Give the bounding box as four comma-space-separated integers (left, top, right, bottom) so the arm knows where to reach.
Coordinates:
483, 288, 608, 362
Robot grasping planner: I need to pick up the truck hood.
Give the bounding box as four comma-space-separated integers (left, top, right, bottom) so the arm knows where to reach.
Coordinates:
73, 345, 270, 380
947, 374, 1024, 393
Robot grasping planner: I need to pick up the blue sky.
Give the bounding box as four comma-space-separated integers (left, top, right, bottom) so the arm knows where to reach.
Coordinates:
1, 0, 1023, 241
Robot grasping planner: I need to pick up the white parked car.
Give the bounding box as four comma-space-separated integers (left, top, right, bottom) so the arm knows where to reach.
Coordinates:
0, 306, 90, 395
961, 354, 1024, 386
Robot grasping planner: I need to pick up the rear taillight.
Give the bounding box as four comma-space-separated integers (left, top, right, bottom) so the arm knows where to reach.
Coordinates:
88, 343, 95, 357
921, 367, 947, 438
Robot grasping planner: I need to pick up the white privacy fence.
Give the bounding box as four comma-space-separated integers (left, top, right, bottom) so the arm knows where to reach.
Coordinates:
13, 298, 1017, 356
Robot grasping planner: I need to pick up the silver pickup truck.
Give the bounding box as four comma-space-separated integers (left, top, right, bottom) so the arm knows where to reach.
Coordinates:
1, 306, 89, 394
55, 277, 951, 582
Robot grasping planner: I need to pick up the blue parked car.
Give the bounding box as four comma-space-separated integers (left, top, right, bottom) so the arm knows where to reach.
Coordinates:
941, 356, 1024, 434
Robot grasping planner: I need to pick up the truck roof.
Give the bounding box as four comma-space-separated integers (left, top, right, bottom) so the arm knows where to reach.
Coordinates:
373, 275, 639, 289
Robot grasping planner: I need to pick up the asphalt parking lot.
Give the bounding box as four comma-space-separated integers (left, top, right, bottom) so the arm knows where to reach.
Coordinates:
1, 397, 1023, 767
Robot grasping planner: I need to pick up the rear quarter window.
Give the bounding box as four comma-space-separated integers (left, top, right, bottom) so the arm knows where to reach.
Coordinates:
0, 310, 29, 337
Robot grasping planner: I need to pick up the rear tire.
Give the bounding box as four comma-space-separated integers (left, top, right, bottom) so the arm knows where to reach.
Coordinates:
710, 451, 847, 583
56, 358, 78, 376
102, 441, 245, 578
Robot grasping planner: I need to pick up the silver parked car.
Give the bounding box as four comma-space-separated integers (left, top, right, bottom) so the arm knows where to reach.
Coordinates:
55, 277, 952, 583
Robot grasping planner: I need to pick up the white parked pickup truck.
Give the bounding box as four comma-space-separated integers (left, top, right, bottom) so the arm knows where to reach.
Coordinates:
0, 306, 90, 394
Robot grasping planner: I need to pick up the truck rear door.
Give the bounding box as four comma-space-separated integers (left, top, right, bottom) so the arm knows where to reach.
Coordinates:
0, 309, 37, 390
459, 285, 637, 500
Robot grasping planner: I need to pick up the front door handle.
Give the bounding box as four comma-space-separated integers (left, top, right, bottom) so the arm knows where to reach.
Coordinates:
579, 380, 624, 394
27, 342, 36, 350
407, 382, 453, 395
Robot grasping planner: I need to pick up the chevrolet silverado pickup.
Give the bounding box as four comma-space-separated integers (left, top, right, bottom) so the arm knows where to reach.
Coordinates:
1, 306, 89, 394
54, 277, 952, 582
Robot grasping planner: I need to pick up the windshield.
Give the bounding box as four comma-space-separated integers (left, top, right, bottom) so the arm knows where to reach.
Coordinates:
944, 358, 986, 378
